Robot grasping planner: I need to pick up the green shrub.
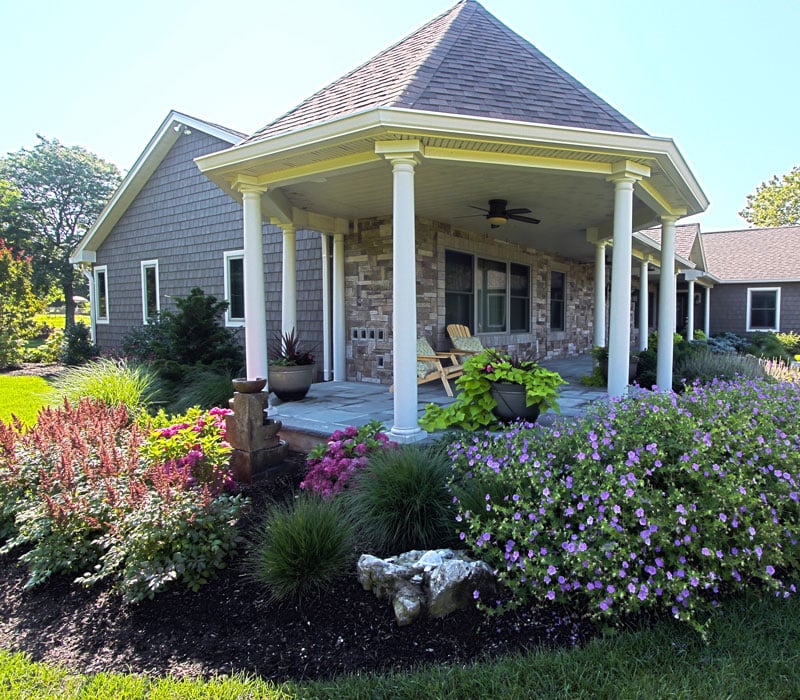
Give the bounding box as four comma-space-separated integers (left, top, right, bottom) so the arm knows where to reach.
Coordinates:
346, 442, 456, 554
0, 399, 246, 600
250, 494, 354, 601
21, 328, 63, 363
120, 317, 171, 362
746, 331, 791, 361
776, 331, 800, 355
674, 346, 767, 387
52, 358, 161, 414
59, 322, 99, 365
167, 367, 235, 414
0, 242, 41, 369
449, 379, 800, 636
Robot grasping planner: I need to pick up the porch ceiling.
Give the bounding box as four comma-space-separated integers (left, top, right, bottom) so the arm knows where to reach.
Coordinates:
196, 108, 708, 264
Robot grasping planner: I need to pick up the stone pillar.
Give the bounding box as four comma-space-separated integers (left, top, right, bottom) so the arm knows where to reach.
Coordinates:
686, 277, 695, 341
333, 232, 346, 381
594, 241, 607, 348
657, 216, 678, 391
606, 173, 638, 398
281, 225, 297, 336
238, 181, 269, 380
639, 258, 649, 351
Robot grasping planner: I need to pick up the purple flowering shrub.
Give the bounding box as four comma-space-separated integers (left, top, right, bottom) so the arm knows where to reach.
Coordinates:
450, 378, 800, 635
301, 420, 396, 498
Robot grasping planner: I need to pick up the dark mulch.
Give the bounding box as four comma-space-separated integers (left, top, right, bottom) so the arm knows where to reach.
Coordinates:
1, 362, 66, 379
0, 455, 597, 682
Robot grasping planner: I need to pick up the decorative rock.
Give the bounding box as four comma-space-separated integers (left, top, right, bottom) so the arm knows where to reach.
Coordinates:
356, 549, 496, 625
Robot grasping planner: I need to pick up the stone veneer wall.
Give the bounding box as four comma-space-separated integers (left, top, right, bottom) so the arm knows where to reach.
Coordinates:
344, 217, 598, 383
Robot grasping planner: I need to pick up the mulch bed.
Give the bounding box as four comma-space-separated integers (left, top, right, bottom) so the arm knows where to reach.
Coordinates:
0, 459, 597, 682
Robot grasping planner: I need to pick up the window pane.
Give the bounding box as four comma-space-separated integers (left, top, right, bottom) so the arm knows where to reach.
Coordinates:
750, 290, 777, 329
229, 257, 245, 319
509, 263, 529, 332
550, 271, 565, 331
478, 258, 506, 333
144, 266, 157, 321
445, 250, 474, 328
96, 270, 107, 319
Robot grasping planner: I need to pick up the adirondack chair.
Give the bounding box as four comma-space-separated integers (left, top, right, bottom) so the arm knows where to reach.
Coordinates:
389, 338, 464, 397
446, 324, 486, 355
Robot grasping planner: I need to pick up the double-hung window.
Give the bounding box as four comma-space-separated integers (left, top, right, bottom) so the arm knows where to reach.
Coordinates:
444, 250, 530, 333
224, 251, 245, 326
94, 265, 109, 324
140, 260, 160, 324
747, 287, 780, 332
549, 270, 566, 332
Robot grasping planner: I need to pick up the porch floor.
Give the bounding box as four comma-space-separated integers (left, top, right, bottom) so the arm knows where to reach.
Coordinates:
269, 354, 607, 448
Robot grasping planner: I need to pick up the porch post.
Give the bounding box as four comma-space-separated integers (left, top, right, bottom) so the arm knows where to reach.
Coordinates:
389, 155, 420, 440
704, 285, 711, 336
657, 216, 678, 391
332, 232, 346, 381
281, 225, 297, 336
321, 233, 332, 381
639, 258, 649, 351
238, 181, 269, 380
686, 277, 695, 341
607, 172, 639, 398
593, 240, 607, 348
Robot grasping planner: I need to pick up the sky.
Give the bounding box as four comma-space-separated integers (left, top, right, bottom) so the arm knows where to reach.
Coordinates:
2, 0, 798, 233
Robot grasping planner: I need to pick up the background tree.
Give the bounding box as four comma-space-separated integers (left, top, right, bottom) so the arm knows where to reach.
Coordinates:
0, 241, 42, 368
740, 165, 800, 227
0, 136, 121, 325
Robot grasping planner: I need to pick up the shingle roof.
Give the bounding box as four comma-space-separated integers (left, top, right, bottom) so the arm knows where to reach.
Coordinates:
243, 0, 645, 145
642, 223, 700, 261
702, 226, 800, 281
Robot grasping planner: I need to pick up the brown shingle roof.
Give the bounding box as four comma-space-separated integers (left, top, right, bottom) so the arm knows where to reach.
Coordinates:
702, 226, 800, 281
640, 223, 700, 261
243, 0, 645, 144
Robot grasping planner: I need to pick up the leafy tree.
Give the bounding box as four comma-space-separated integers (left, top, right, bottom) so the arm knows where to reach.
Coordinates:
740, 165, 800, 227
0, 136, 121, 325
0, 240, 42, 367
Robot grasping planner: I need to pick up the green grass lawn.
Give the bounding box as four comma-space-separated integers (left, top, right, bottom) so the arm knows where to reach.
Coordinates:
33, 313, 91, 330
0, 375, 53, 426
1, 593, 798, 699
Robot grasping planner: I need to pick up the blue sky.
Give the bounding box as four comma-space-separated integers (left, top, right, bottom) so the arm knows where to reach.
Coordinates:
2, 0, 798, 232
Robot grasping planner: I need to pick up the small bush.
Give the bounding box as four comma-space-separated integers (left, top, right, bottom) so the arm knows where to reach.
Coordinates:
167, 367, 235, 414
52, 358, 161, 415
21, 328, 63, 363
59, 322, 100, 365
674, 346, 766, 386
250, 494, 354, 601
776, 331, 800, 355
347, 442, 456, 554
706, 332, 749, 355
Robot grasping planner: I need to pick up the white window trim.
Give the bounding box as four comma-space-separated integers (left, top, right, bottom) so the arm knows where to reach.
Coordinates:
224, 250, 245, 327
94, 265, 109, 324
140, 259, 160, 324
746, 286, 781, 332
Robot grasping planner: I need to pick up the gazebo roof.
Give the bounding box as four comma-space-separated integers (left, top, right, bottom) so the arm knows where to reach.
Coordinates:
243, 0, 645, 144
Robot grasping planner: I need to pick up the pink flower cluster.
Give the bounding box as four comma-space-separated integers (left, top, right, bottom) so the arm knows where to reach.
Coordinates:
300, 422, 394, 499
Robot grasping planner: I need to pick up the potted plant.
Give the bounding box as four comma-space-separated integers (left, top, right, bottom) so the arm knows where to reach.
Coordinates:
420, 348, 564, 431
268, 328, 316, 400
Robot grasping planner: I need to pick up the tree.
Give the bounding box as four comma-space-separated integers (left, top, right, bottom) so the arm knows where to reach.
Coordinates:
0, 240, 42, 368
740, 165, 800, 227
0, 136, 121, 325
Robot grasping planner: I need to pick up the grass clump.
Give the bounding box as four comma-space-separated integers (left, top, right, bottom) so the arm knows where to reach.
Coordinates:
51, 358, 161, 415
251, 494, 355, 601
347, 442, 456, 554
674, 345, 766, 386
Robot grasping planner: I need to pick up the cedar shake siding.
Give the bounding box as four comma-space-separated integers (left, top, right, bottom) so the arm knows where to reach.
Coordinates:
709, 282, 800, 336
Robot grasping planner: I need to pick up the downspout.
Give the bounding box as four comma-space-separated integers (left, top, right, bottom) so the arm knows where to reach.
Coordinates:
81, 265, 97, 342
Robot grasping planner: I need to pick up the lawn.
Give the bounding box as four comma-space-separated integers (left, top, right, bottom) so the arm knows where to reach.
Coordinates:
33, 313, 91, 330
0, 375, 53, 426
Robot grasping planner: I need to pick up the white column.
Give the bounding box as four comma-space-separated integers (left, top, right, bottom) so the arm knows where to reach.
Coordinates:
704, 286, 711, 336
332, 232, 346, 381
607, 175, 638, 398
240, 184, 269, 380
388, 156, 420, 440
593, 241, 607, 348
657, 216, 678, 391
281, 225, 297, 336
82, 268, 97, 343
686, 278, 695, 341
639, 258, 649, 351
321, 233, 332, 381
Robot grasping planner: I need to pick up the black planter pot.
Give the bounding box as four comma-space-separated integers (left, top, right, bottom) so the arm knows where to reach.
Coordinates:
268, 363, 316, 401
489, 381, 541, 423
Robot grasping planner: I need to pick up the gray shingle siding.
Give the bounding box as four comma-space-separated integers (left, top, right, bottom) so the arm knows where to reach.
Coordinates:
94, 130, 324, 363
709, 283, 800, 335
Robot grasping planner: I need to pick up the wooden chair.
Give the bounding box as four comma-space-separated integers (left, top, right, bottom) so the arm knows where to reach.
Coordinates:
446, 324, 486, 355
389, 338, 464, 397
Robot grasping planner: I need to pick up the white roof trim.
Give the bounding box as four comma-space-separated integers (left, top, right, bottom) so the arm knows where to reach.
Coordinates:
70, 110, 243, 263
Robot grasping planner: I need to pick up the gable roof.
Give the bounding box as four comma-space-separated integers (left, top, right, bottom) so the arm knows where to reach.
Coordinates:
71, 111, 245, 263
641, 223, 704, 263
702, 226, 800, 282
243, 0, 645, 145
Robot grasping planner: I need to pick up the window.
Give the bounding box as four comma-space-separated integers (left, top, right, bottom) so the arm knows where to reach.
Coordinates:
224, 251, 245, 326
140, 260, 159, 324
94, 265, 109, 324
444, 250, 530, 334
550, 270, 566, 331
747, 287, 780, 332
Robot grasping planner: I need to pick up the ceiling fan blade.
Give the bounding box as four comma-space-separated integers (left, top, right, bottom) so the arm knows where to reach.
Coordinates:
468, 205, 490, 213
505, 208, 532, 215
508, 214, 541, 225
452, 214, 485, 219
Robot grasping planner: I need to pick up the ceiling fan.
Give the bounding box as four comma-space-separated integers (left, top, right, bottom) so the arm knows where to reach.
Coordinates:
464, 199, 541, 228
